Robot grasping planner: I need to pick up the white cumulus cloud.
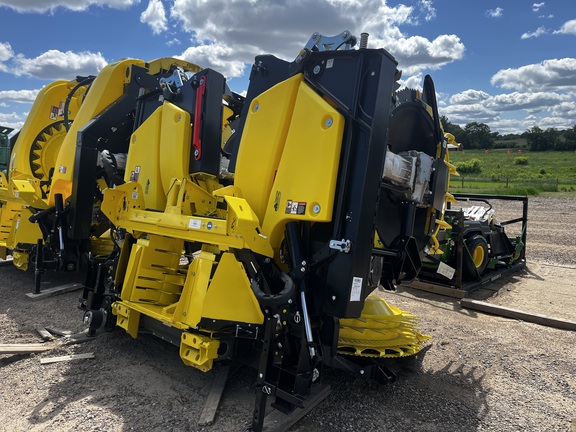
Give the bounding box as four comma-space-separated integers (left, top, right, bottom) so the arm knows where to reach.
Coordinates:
178, 43, 246, 78
532, 2, 545, 12
140, 0, 167, 35
0, 89, 40, 103
0, 112, 22, 122
0, 0, 139, 13
11, 49, 107, 80
450, 90, 491, 105
554, 19, 576, 35
441, 102, 499, 125
487, 91, 570, 112
169, 0, 464, 78
486, 7, 503, 18
419, 0, 436, 22
491, 58, 576, 91
0, 42, 14, 62
521, 26, 547, 39
353, 33, 464, 75
0, 111, 25, 128
548, 101, 576, 117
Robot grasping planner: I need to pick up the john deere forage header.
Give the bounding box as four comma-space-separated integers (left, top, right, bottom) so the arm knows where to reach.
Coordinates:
73, 30, 452, 430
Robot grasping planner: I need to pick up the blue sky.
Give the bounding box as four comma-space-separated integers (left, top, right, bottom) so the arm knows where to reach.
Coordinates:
0, 0, 575, 135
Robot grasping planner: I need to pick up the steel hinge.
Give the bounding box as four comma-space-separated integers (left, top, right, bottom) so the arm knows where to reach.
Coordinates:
329, 239, 351, 253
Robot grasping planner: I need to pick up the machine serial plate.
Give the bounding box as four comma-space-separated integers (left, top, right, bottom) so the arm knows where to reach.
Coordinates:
350, 277, 363, 301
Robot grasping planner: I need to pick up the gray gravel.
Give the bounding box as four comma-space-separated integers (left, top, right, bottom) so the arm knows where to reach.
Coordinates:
1, 195, 575, 431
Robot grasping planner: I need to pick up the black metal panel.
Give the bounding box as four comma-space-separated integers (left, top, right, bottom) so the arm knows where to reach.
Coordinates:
301, 49, 398, 318
68, 95, 137, 239
68, 64, 169, 240
188, 69, 225, 176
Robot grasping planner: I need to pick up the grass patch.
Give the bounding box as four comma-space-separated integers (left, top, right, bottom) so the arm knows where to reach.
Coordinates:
448, 149, 576, 195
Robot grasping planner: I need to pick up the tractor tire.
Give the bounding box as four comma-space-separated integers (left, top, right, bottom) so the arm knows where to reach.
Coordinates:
463, 235, 489, 281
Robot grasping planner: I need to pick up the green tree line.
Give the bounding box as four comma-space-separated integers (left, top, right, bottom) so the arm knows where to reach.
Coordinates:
441, 116, 576, 152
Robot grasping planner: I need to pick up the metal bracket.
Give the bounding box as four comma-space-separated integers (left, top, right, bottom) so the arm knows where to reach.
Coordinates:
329, 239, 351, 253
159, 67, 193, 90
295, 30, 357, 62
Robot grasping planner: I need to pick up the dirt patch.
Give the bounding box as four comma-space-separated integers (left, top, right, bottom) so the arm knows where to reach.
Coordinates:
1, 196, 575, 432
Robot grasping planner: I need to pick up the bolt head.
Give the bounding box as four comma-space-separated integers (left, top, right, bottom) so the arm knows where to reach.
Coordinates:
313, 65, 321, 75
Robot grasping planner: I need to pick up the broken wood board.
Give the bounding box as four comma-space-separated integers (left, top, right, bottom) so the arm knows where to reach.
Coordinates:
40, 352, 94, 364
26, 283, 83, 300
460, 298, 576, 331
402, 280, 467, 299
198, 363, 232, 426
35, 325, 55, 341
0, 343, 53, 355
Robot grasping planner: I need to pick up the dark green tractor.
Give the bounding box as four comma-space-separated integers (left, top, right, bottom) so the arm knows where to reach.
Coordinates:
418, 194, 527, 288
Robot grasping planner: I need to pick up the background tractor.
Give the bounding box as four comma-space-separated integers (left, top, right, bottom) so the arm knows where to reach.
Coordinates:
415, 193, 527, 292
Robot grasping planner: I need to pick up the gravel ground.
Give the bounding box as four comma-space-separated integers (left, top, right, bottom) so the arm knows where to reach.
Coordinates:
1, 196, 575, 432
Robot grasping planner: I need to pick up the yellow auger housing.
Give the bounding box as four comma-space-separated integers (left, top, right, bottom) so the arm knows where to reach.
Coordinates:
0, 77, 89, 268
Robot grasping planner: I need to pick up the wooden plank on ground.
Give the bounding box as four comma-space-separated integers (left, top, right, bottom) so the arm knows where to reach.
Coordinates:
35, 325, 55, 341
40, 352, 94, 364
404, 279, 467, 299
25, 283, 83, 300
263, 385, 331, 432
198, 363, 232, 426
460, 298, 576, 331
0, 343, 53, 354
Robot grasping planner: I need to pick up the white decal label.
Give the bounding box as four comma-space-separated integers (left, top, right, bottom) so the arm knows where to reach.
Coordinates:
58, 165, 67, 174
131, 192, 138, 200
188, 218, 202, 229
326, 58, 334, 69
350, 277, 363, 301
437, 261, 455, 280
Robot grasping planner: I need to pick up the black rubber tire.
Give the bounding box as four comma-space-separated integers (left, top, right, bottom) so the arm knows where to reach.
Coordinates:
462, 235, 489, 281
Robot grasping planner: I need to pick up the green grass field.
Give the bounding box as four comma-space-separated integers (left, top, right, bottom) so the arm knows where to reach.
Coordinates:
447, 149, 576, 196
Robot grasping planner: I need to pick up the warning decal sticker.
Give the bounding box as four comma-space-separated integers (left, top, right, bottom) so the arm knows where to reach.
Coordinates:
285, 200, 306, 215
49, 106, 59, 120
437, 261, 455, 280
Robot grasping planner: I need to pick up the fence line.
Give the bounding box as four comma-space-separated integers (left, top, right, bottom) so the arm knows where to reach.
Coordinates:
451, 176, 562, 191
